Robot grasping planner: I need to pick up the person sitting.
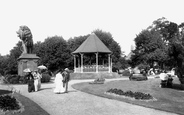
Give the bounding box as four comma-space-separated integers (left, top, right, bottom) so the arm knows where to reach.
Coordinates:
159, 70, 168, 88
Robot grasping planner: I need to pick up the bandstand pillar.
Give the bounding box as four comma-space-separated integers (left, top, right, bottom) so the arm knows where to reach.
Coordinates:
108, 54, 111, 73
81, 53, 83, 73
96, 53, 99, 73
74, 55, 76, 73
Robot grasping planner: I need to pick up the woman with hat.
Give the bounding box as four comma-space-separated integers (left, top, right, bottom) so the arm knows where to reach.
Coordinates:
25, 69, 35, 92
62, 68, 70, 93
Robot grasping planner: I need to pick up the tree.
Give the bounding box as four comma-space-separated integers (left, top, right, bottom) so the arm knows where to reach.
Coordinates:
132, 29, 168, 69
133, 17, 184, 84
0, 55, 9, 75
67, 29, 122, 70
5, 41, 22, 74
149, 17, 184, 83
93, 29, 121, 63
34, 36, 70, 72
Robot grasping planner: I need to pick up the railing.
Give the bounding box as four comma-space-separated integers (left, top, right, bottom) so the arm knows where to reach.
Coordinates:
75, 65, 109, 73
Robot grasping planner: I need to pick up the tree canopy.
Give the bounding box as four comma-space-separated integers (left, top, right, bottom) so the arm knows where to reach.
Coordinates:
1, 29, 124, 75
132, 17, 184, 83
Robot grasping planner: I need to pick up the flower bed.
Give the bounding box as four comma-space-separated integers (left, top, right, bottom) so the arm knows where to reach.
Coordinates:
106, 88, 154, 100
89, 78, 105, 84
0, 95, 20, 112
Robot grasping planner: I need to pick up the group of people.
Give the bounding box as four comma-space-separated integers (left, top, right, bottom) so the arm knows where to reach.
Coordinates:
26, 67, 70, 94
26, 69, 42, 93
54, 68, 70, 94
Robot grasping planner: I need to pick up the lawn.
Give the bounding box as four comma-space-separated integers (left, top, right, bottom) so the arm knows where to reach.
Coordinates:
72, 77, 184, 115
0, 89, 49, 115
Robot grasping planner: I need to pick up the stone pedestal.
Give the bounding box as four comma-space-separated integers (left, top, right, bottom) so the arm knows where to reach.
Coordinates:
17, 53, 39, 76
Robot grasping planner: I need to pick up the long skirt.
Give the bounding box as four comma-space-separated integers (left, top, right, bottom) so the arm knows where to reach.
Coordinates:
38, 78, 41, 90
34, 79, 39, 91
54, 74, 65, 93
28, 79, 35, 92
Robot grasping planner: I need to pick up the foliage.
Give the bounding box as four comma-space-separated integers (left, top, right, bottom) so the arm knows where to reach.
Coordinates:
149, 17, 184, 83
106, 88, 153, 100
131, 17, 184, 83
132, 30, 169, 68
41, 73, 51, 83
68, 29, 122, 70
94, 29, 121, 63
2, 29, 122, 79
0, 55, 9, 75
19, 76, 28, 84
3, 74, 20, 84
34, 36, 71, 72
121, 70, 131, 76
0, 95, 20, 111
113, 57, 129, 70
129, 74, 148, 81
2, 42, 22, 75
137, 63, 150, 70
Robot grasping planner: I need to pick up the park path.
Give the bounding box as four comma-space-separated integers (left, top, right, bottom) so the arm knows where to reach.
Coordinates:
0, 77, 178, 115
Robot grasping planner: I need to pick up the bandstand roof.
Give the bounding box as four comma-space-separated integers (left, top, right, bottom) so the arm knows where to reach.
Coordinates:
72, 33, 111, 54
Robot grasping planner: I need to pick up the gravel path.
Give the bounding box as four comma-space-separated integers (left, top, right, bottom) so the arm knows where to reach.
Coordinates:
0, 78, 178, 115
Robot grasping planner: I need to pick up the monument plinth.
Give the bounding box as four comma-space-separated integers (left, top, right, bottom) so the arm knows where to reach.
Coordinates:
18, 53, 39, 76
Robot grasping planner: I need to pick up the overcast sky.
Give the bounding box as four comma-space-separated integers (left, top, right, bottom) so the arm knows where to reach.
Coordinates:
0, 0, 184, 56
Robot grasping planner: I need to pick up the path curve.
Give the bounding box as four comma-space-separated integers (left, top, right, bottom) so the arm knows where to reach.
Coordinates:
0, 78, 178, 115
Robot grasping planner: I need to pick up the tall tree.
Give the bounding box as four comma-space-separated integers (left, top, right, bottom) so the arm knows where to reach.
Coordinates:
93, 29, 121, 63
132, 29, 168, 69
34, 36, 70, 72
5, 41, 22, 74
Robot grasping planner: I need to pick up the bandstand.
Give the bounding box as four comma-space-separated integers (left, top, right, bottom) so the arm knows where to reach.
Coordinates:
72, 33, 112, 73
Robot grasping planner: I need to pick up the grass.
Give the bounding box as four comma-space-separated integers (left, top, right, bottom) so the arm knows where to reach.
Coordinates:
72, 77, 184, 115
0, 89, 49, 115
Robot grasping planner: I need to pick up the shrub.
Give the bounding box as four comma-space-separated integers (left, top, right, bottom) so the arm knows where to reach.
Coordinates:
0, 95, 20, 111
121, 70, 131, 76
19, 75, 28, 84
89, 77, 105, 84
3, 74, 20, 84
129, 74, 148, 81
41, 73, 51, 83
106, 88, 153, 100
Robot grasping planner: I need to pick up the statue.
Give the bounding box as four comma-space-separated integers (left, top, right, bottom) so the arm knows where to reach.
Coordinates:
16, 26, 33, 54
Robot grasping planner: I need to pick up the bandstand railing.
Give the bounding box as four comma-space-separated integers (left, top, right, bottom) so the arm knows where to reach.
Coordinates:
75, 65, 109, 73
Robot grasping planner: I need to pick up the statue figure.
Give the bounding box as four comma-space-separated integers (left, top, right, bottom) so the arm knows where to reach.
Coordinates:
16, 26, 33, 54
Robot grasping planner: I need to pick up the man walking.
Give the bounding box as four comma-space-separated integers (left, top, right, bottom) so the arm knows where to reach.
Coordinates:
62, 68, 70, 93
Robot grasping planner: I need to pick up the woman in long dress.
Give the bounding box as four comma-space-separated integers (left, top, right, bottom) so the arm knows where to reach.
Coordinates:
26, 71, 35, 93
37, 70, 42, 90
33, 71, 39, 92
54, 71, 65, 94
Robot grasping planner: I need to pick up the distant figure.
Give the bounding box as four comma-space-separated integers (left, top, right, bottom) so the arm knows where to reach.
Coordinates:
38, 69, 42, 90
62, 68, 70, 93
26, 71, 35, 92
54, 70, 65, 94
16, 25, 33, 54
33, 70, 39, 92
159, 70, 168, 88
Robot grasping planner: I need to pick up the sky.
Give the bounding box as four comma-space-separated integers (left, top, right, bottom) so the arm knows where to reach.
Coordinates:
0, 0, 184, 56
